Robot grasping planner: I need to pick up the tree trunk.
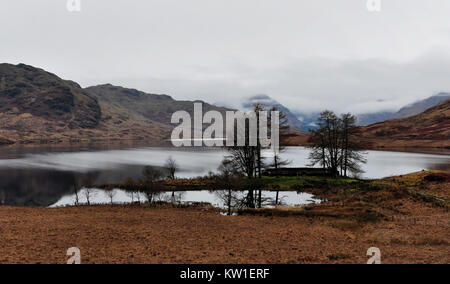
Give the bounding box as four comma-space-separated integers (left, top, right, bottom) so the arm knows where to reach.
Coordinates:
257, 147, 262, 178
227, 189, 232, 216
74, 186, 79, 206
247, 190, 255, 208
258, 189, 262, 208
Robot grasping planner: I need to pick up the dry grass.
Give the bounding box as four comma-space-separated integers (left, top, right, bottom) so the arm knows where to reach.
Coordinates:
0, 171, 448, 264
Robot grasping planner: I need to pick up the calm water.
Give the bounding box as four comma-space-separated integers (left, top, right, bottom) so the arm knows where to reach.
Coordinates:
49, 189, 321, 209
0, 146, 448, 207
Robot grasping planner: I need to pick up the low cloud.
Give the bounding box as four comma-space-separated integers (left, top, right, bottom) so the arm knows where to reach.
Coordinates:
96, 50, 450, 115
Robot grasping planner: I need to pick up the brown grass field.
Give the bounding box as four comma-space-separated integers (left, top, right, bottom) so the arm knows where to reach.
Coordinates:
0, 171, 448, 264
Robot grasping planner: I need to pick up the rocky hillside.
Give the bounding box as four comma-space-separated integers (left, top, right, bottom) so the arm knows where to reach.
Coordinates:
85, 84, 229, 127
0, 64, 230, 145
0, 63, 102, 144
360, 99, 450, 148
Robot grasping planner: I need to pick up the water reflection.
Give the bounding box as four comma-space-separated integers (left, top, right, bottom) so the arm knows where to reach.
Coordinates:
49, 189, 321, 209
0, 168, 77, 207
0, 147, 447, 207
0, 165, 154, 207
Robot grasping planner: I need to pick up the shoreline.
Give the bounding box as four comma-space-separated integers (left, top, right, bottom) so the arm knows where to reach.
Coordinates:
0, 140, 449, 157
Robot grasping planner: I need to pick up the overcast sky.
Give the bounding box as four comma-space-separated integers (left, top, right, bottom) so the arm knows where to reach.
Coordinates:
2, 0, 450, 114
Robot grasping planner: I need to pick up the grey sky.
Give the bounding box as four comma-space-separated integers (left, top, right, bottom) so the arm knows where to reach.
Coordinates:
1, 0, 450, 114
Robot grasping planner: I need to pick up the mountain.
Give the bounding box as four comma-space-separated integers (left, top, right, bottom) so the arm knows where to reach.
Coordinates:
242, 95, 305, 132
85, 84, 229, 127
360, 99, 450, 148
241, 94, 398, 132
0, 63, 102, 144
0, 64, 230, 145
356, 94, 450, 126
0, 63, 101, 129
292, 111, 321, 131
284, 93, 450, 128
356, 111, 395, 126
390, 93, 450, 119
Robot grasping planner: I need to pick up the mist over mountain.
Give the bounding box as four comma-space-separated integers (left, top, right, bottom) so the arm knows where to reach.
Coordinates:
357, 93, 450, 126
241, 95, 392, 131
1, 63, 448, 147
390, 93, 450, 119
356, 112, 396, 127
242, 95, 304, 131
241, 93, 450, 130
360, 99, 450, 148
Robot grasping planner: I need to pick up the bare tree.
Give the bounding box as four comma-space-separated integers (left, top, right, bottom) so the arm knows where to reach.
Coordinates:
215, 159, 243, 215
72, 174, 81, 206
226, 145, 257, 208
142, 166, 164, 205
104, 188, 117, 205
308, 111, 341, 177
122, 177, 136, 203
253, 103, 266, 179
127, 191, 135, 203
136, 191, 141, 203
84, 188, 96, 206
225, 114, 258, 208
308, 111, 366, 178
340, 113, 367, 177
268, 107, 292, 205
165, 157, 179, 180
165, 157, 179, 203
81, 173, 96, 206
252, 103, 267, 208
73, 184, 80, 206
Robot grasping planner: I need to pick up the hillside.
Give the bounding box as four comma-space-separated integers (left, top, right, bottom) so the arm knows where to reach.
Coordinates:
284, 99, 450, 149
356, 111, 395, 126
282, 94, 450, 128
360, 99, 450, 148
391, 93, 450, 119
85, 84, 229, 127
0, 63, 102, 144
0, 64, 230, 145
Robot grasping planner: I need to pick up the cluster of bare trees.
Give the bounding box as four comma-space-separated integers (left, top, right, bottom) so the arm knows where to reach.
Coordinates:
141, 165, 165, 204
214, 159, 244, 216
308, 111, 367, 177
72, 173, 114, 206
124, 156, 180, 205
73, 157, 180, 206
224, 104, 291, 209
72, 173, 97, 206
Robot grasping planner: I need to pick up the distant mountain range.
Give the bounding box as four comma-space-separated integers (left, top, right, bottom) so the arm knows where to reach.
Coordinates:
357, 92, 450, 126
284, 98, 450, 148
0, 63, 448, 148
360, 99, 450, 148
243, 93, 450, 131
242, 95, 304, 132
390, 93, 450, 119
